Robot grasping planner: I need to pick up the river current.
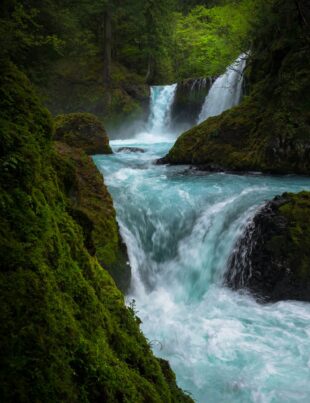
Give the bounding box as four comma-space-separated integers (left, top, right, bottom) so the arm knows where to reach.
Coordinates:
94, 139, 310, 403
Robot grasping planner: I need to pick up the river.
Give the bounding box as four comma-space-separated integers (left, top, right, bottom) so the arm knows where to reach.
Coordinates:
94, 138, 310, 403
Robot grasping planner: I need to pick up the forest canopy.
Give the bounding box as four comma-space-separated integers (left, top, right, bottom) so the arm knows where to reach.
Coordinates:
1, 0, 258, 84
0, 0, 286, 122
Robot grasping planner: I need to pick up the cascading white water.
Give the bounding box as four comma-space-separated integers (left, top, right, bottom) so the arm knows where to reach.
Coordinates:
198, 54, 247, 124
95, 145, 310, 403
94, 55, 310, 403
147, 84, 177, 134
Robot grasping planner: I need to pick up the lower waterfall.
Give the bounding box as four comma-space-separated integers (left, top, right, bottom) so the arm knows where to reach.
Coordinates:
94, 143, 310, 403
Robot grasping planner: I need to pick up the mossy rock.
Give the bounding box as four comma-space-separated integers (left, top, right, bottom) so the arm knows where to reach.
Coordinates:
0, 61, 193, 402
54, 112, 112, 155
53, 141, 131, 292
162, 0, 310, 175
226, 191, 310, 302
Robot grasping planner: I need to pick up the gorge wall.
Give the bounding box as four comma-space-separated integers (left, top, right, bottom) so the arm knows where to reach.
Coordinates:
0, 61, 192, 403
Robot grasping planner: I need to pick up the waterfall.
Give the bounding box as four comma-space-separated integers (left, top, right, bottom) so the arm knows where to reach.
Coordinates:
197, 54, 247, 124
147, 84, 177, 134
95, 141, 310, 403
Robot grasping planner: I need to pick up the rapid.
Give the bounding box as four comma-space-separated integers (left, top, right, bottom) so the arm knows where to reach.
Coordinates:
94, 60, 310, 402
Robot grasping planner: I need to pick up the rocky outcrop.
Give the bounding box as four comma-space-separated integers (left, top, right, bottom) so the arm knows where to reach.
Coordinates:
54, 141, 131, 292
161, 0, 310, 175
54, 112, 132, 291
225, 192, 310, 302
171, 78, 214, 127
54, 112, 112, 155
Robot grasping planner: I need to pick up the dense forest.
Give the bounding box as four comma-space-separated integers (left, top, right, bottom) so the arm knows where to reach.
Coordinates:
0, 0, 258, 123
0, 0, 309, 402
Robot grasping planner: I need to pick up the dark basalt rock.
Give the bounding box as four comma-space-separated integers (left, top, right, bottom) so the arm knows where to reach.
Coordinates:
171, 77, 214, 127
117, 147, 145, 153
225, 192, 310, 302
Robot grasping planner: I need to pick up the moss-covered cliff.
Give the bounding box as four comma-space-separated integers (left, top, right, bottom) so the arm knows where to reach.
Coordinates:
0, 61, 192, 402
162, 0, 310, 174
226, 191, 310, 302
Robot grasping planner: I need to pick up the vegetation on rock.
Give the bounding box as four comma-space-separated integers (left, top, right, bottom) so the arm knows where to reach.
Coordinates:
226, 191, 310, 302
54, 113, 112, 155
0, 61, 192, 403
162, 0, 310, 175
53, 140, 130, 292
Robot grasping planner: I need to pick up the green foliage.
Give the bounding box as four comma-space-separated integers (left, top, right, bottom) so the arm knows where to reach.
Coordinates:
0, 61, 193, 402
0, 0, 268, 126
173, 0, 254, 79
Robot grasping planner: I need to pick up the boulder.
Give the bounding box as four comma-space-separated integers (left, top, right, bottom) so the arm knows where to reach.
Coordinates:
54, 112, 112, 155
117, 147, 145, 153
225, 192, 310, 302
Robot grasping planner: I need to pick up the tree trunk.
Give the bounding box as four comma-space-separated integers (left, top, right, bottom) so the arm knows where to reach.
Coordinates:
103, 9, 112, 109
145, 56, 154, 84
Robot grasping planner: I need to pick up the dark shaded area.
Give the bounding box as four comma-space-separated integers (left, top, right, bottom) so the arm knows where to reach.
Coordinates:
171, 78, 215, 126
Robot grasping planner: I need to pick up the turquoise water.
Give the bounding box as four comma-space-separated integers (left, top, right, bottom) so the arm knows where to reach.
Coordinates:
94, 140, 310, 403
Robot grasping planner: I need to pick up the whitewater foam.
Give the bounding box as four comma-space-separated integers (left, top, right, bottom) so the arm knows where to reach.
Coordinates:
94, 143, 310, 403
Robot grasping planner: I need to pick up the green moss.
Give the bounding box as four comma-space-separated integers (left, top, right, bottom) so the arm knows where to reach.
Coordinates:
275, 192, 310, 279
263, 192, 310, 282
54, 112, 112, 155
53, 141, 130, 292
0, 61, 192, 402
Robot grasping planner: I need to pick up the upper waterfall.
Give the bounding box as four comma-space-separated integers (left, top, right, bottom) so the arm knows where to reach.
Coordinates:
197, 54, 247, 124
147, 84, 177, 134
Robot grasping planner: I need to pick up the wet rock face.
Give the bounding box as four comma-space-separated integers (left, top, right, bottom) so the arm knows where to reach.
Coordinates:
171, 78, 214, 127
54, 112, 112, 155
225, 192, 310, 302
